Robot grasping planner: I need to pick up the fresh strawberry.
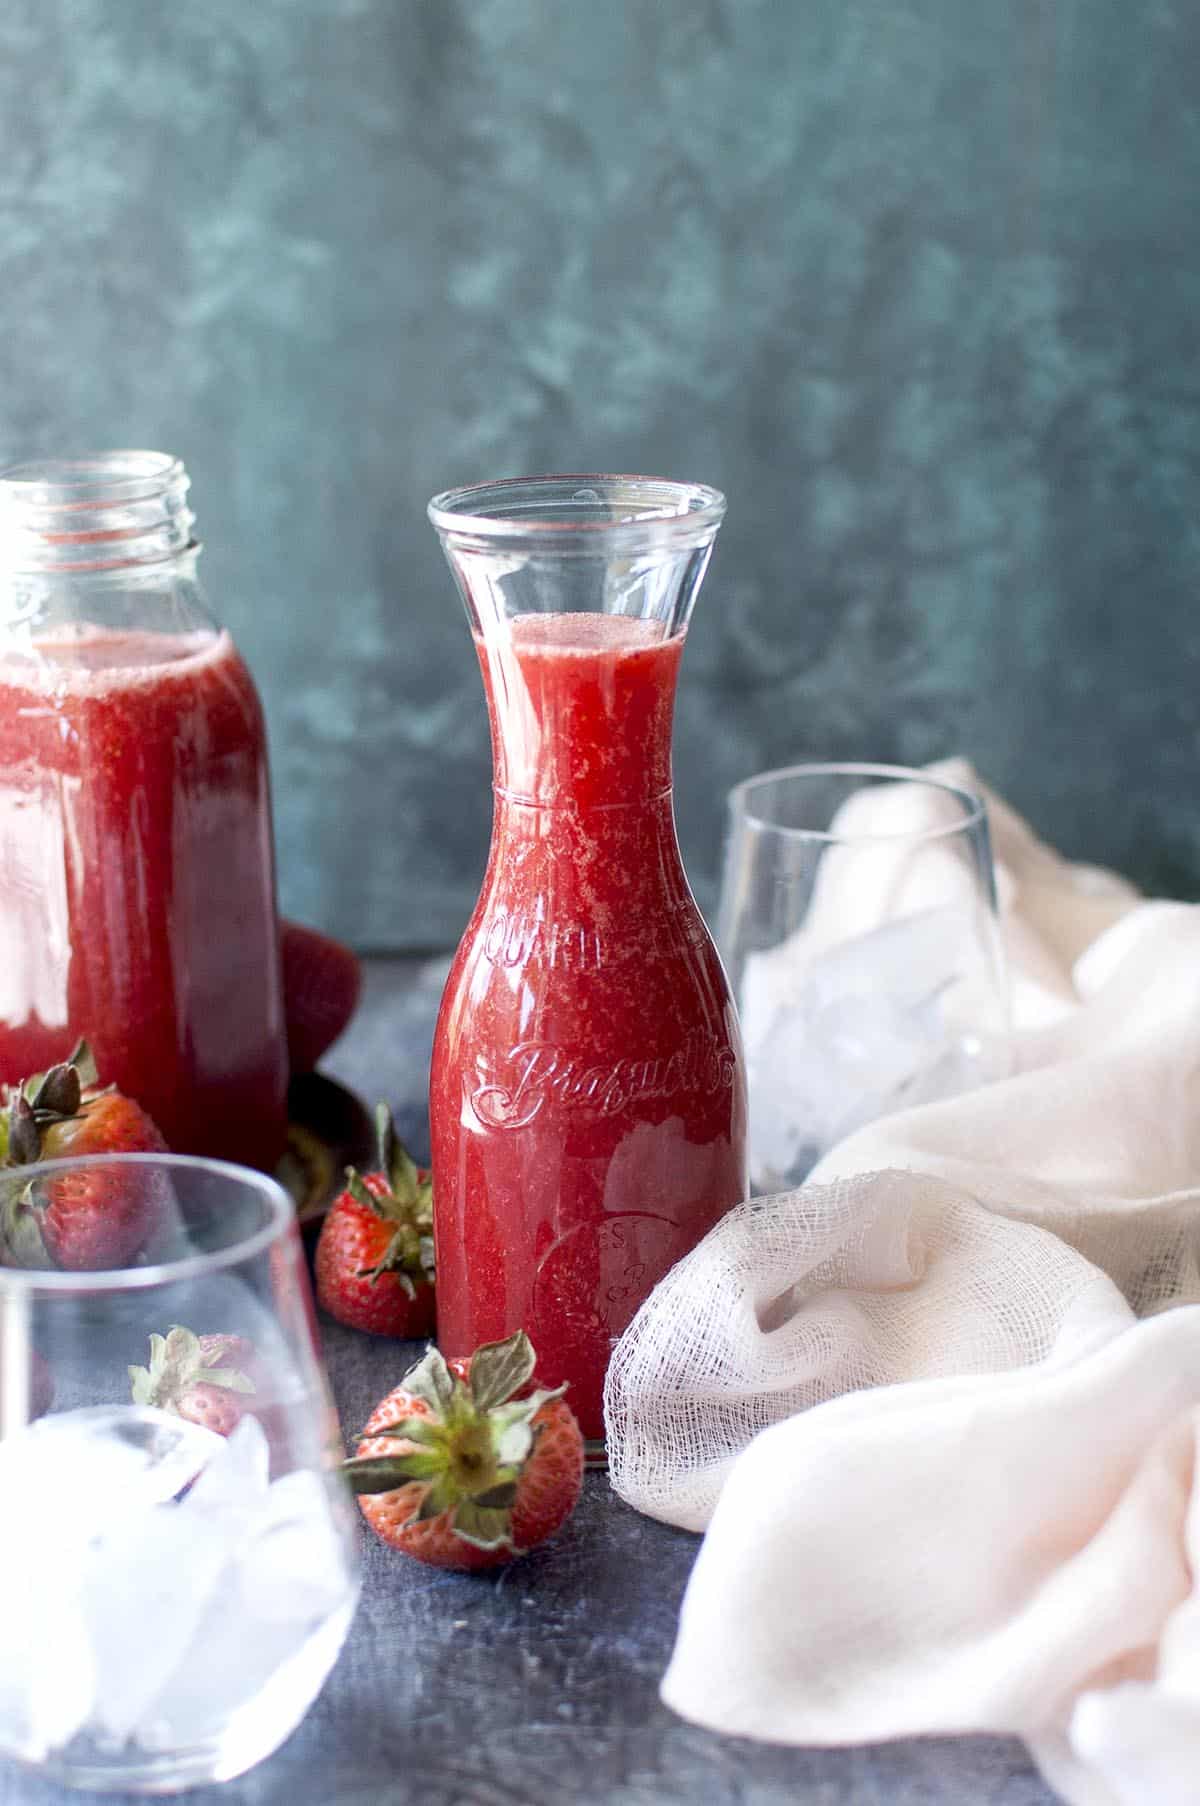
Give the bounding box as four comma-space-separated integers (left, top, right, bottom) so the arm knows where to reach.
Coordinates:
129, 1326, 264, 1438
315, 1106, 435, 1338
342, 1330, 584, 1570
0, 1040, 167, 1270
280, 919, 362, 1073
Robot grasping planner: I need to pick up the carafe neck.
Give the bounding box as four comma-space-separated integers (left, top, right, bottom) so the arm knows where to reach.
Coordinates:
430, 476, 725, 809
478, 614, 683, 811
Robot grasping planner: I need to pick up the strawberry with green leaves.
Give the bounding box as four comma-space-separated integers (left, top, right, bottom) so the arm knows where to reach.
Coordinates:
129, 1326, 266, 1439
342, 1330, 584, 1570
315, 1106, 435, 1337
1, 1040, 167, 1270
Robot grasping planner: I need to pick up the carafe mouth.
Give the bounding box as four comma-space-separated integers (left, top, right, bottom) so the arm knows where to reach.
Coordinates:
0, 451, 195, 573
428, 473, 726, 556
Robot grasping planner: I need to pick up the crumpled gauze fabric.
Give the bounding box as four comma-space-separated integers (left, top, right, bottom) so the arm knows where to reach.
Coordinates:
604, 762, 1200, 1806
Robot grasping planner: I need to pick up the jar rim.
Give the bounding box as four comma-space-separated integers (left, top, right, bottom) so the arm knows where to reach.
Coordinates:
0, 451, 185, 503
0, 451, 195, 573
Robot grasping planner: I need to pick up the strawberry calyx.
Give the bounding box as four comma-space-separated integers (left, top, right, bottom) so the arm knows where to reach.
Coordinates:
341, 1330, 564, 1552
6, 1093, 43, 1169
0, 1170, 53, 1268
4, 1039, 104, 1167
346, 1105, 435, 1296
129, 1326, 256, 1413
0, 1041, 110, 1266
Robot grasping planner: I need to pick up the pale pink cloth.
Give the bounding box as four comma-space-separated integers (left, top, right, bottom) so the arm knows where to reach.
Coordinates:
663, 1309, 1200, 1806
605, 763, 1200, 1806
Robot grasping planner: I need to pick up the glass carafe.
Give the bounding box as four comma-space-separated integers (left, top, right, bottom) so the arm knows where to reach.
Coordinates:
428, 476, 747, 1453
0, 453, 287, 1170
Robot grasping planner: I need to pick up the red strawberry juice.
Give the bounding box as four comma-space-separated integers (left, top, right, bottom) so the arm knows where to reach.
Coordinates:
430, 613, 746, 1444
0, 626, 287, 1168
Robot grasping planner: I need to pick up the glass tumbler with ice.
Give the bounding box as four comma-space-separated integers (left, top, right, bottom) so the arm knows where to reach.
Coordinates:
0, 1155, 358, 1794
717, 763, 1008, 1190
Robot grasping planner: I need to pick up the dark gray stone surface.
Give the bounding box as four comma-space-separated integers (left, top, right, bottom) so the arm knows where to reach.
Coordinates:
0, 958, 1057, 1803
1, 1, 1198, 946
0, 1384, 1055, 1806
324, 955, 451, 1164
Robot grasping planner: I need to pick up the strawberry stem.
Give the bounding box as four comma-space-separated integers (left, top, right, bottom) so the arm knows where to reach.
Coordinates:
342, 1111, 435, 1289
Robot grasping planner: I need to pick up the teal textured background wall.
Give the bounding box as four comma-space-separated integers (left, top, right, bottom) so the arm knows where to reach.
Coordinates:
1, 0, 1197, 947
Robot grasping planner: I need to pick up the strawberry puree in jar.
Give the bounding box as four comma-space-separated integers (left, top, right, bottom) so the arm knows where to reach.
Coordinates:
429, 478, 746, 1452
0, 455, 287, 1170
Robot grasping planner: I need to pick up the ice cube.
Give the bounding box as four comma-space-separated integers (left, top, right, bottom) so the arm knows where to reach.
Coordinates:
0, 1405, 354, 1768
0, 1406, 223, 1761
87, 1418, 271, 1744
804, 906, 969, 1011
85, 1485, 234, 1744
0, 1487, 94, 1761
744, 907, 990, 1187
183, 1414, 270, 1518
0, 1403, 222, 1516
139, 1466, 354, 1751
239, 1468, 352, 1623
741, 906, 966, 1058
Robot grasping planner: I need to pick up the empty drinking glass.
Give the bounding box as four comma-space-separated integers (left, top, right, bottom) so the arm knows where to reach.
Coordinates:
717, 763, 1008, 1191
0, 1155, 358, 1793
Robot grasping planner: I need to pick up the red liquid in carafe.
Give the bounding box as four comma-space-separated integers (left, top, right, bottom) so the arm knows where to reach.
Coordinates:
430, 614, 745, 1442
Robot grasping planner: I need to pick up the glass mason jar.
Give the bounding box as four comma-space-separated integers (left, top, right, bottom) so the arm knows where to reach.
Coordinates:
0, 453, 288, 1170
427, 475, 748, 1455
